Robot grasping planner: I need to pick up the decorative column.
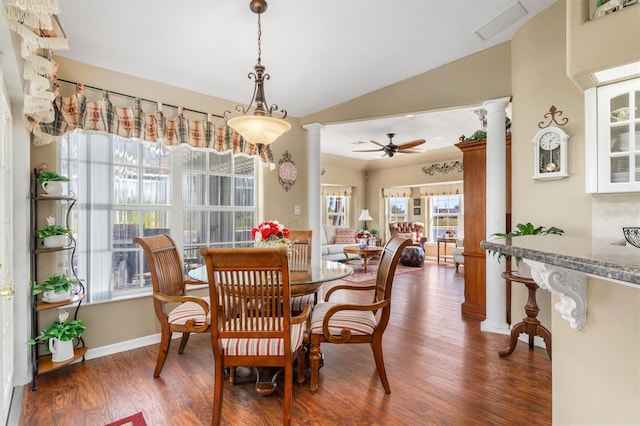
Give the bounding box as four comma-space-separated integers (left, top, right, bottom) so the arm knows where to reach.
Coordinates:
303, 123, 324, 265
481, 97, 511, 335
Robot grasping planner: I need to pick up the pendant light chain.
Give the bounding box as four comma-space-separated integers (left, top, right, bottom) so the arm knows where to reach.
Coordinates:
256, 10, 262, 66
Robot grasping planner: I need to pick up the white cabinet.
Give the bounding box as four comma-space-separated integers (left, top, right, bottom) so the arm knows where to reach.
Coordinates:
585, 77, 640, 193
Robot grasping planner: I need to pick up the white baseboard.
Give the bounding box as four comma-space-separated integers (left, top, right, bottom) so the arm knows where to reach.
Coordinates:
85, 333, 163, 360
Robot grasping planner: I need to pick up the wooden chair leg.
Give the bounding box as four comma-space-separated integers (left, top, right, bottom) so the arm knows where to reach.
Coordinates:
309, 338, 321, 393
296, 346, 306, 385
370, 336, 390, 394
283, 362, 292, 426
178, 332, 190, 354
212, 357, 224, 426
154, 327, 172, 378
228, 366, 237, 384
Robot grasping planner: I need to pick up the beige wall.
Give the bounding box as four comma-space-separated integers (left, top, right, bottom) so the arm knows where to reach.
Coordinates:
513, 2, 640, 423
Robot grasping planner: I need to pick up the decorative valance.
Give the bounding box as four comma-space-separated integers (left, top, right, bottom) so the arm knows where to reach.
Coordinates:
23, 83, 275, 164
2, 0, 68, 123
322, 186, 352, 197
382, 187, 413, 198
419, 181, 463, 196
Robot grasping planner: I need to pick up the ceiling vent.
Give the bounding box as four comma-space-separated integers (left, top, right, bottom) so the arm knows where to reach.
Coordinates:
474, 1, 528, 41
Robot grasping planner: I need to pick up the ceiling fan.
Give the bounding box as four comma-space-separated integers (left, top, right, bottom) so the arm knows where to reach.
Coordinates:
352, 133, 425, 157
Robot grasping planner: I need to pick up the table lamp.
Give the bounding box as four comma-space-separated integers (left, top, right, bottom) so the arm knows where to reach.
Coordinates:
358, 209, 373, 230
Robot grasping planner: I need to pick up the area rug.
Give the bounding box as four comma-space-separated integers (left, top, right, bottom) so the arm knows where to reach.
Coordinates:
342, 263, 422, 283
105, 412, 147, 426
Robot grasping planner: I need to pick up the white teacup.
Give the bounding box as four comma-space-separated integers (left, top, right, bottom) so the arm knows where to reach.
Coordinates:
41, 181, 64, 196
43, 290, 71, 301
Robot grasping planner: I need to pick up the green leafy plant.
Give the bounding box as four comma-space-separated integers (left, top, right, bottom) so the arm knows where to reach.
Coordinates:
27, 319, 85, 344
489, 222, 565, 265
370, 229, 379, 235
37, 170, 70, 184
31, 273, 82, 295
492, 222, 565, 239
36, 225, 72, 238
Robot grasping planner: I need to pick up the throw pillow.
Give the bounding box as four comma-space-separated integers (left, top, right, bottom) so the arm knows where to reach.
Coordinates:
334, 227, 356, 244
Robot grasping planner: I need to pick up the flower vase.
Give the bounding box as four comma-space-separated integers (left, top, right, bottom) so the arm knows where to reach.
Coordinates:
359, 238, 367, 249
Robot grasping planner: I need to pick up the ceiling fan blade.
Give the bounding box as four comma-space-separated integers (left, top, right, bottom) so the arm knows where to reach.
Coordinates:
369, 140, 387, 148
397, 149, 423, 154
397, 139, 426, 150
352, 148, 384, 153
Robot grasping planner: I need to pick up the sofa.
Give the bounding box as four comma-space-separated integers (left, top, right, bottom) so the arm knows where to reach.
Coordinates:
388, 221, 428, 250
321, 224, 361, 262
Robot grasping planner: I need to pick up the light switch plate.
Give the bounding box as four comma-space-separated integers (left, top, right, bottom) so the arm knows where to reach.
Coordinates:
294, 205, 301, 216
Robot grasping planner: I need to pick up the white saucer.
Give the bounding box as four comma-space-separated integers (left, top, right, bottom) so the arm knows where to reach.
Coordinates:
40, 193, 66, 198
41, 295, 74, 303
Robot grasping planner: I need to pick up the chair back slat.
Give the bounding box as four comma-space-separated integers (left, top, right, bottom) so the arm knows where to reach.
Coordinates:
373, 236, 412, 317
133, 234, 186, 299
288, 230, 312, 271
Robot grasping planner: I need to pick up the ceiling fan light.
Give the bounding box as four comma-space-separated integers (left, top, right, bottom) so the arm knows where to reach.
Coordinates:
228, 115, 291, 146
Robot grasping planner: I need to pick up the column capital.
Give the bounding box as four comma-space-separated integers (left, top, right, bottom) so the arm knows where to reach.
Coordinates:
483, 97, 511, 113
302, 122, 325, 133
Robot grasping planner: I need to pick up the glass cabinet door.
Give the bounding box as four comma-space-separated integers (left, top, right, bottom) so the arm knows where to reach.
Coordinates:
596, 78, 640, 193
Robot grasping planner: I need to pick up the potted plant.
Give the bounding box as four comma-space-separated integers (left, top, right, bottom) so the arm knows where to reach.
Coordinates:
37, 170, 70, 184
27, 310, 85, 362
32, 273, 82, 301
36, 224, 72, 248
38, 170, 69, 196
489, 222, 564, 276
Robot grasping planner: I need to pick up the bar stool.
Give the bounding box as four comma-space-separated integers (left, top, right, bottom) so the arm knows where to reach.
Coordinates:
499, 271, 552, 360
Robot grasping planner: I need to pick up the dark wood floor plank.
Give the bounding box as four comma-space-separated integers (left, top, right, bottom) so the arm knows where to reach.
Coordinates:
19, 260, 551, 425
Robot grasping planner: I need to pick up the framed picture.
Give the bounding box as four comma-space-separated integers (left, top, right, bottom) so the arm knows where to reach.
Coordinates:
413, 208, 421, 215
413, 198, 421, 207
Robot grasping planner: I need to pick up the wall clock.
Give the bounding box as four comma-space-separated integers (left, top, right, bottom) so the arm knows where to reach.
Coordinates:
532, 126, 569, 180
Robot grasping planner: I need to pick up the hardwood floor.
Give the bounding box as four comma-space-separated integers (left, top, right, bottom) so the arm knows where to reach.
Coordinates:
18, 260, 552, 425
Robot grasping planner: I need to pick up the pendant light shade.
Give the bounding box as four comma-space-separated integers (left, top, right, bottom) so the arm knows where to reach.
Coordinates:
227, 115, 291, 146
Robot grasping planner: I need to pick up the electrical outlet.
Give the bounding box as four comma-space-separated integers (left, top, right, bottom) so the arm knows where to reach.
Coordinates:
294, 205, 301, 216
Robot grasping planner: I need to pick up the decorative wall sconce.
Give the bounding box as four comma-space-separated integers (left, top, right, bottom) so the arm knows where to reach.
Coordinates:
278, 150, 297, 192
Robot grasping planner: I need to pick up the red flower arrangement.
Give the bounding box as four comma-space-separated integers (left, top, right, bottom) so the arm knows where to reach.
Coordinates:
251, 220, 291, 247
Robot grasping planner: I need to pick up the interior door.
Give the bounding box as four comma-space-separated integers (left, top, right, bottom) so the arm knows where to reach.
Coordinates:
0, 79, 15, 425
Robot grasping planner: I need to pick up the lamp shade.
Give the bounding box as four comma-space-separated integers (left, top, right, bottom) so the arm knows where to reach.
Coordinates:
358, 209, 373, 221
228, 115, 291, 146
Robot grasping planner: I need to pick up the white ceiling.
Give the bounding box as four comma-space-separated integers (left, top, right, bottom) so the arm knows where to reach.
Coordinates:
54, 0, 556, 162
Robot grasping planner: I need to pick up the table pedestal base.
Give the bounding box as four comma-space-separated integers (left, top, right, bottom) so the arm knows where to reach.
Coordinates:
499, 272, 552, 360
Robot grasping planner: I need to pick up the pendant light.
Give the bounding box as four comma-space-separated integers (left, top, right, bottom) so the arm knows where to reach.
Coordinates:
227, 0, 291, 148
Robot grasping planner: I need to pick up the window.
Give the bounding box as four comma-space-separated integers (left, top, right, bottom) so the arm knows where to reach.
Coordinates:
61, 131, 257, 303
326, 196, 347, 226
429, 194, 462, 241
387, 197, 408, 223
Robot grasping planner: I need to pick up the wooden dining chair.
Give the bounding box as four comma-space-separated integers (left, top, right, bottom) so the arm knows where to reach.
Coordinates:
200, 247, 309, 426
287, 230, 315, 312
308, 235, 411, 394
133, 234, 210, 378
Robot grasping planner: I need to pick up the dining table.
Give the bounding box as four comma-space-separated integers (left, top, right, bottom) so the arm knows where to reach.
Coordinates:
187, 259, 353, 395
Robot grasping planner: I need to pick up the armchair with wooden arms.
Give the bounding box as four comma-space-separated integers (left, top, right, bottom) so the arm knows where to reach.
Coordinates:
133, 234, 210, 378
308, 235, 411, 394
200, 247, 309, 426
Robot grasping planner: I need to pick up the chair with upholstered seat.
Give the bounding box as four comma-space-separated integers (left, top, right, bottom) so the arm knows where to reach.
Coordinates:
308, 235, 411, 394
200, 247, 309, 426
133, 234, 210, 378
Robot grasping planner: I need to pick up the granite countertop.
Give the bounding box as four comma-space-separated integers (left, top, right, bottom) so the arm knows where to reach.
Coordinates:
480, 235, 640, 286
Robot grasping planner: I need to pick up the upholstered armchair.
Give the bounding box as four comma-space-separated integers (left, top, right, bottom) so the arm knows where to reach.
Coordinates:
388, 221, 428, 250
